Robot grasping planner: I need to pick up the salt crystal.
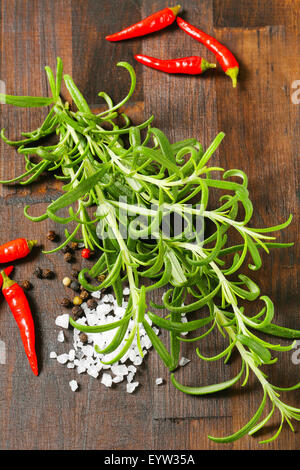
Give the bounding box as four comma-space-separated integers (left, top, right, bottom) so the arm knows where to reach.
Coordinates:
111, 364, 128, 376
153, 327, 159, 335
91, 290, 101, 299
123, 287, 130, 296
57, 330, 65, 343
69, 380, 78, 392
57, 353, 69, 364
128, 365, 137, 374
127, 372, 134, 383
133, 356, 143, 366
77, 365, 87, 374
155, 378, 163, 385
55, 314, 69, 329
68, 349, 76, 361
97, 303, 112, 316
112, 375, 124, 384
179, 357, 190, 367
82, 345, 94, 357
126, 381, 139, 393
101, 373, 113, 387
67, 362, 75, 369
87, 366, 99, 378
129, 350, 136, 362
50, 351, 57, 359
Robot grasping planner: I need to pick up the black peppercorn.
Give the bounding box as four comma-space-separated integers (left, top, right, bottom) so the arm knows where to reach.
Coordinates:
21, 280, 32, 290
62, 245, 72, 254
72, 305, 84, 320
42, 269, 54, 279
71, 269, 80, 279
60, 297, 72, 308
70, 241, 79, 251
47, 230, 57, 242
87, 298, 97, 310
79, 289, 90, 301
70, 280, 80, 292
79, 332, 88, 344
33, 266, 43, 279
64, 252, 73, 263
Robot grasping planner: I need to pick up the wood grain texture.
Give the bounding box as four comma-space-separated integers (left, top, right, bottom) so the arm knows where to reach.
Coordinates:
0, 0, 299, 450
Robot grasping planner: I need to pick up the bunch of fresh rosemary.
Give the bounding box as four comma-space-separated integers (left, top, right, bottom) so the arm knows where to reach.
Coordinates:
1, 57, 300, 444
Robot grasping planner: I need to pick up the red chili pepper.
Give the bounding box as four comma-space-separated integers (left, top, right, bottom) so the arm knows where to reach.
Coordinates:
177, 17, 239, 87
1, 270, 38, 376
81, 248, 91, 259
106, 5, 181, 41
0, 266, 14, 288
135, 54, 216, 75
0, 238, 37, 263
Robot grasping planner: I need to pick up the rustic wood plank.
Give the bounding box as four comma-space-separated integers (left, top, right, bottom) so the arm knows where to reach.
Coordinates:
213, 0, 300, 450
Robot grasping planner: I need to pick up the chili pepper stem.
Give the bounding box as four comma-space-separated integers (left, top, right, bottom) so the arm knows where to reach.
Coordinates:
225, 66, 239, 88
169, 5, 181, 16
201, 59, 217, 72
27, 239, 38, 251
1, 270, 15, 289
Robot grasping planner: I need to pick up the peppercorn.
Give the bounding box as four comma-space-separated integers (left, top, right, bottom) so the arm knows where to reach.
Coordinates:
97, 274, 106, 283
71, 269, 79, 279
47, 230, 57, 242
87, 298, 97, 310
33, 266, 43, 278
79, 332, 88, 344
70, 241, 79, 251
72, 305, 84, 320
62, 276, 72, 287
42, 268, 54, 279
64, 252, 73, 263
79, 289, 90, 301
62, 245, 72, 254
70, 280, 80, 292
60, 297, 72, 308
21, 280, 32, 290
73, 296, 83, 306
81, 248, 91, 259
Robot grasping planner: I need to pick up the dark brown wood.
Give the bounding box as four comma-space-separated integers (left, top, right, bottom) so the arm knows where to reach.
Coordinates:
0, 0, 299, 450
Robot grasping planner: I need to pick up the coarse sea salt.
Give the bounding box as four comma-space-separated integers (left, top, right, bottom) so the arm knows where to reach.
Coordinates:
57, 330, 64, 343
179, 357, 191, 367
55, 314, 69, 329
69, 380, 78, 392
54, 287, 159, 393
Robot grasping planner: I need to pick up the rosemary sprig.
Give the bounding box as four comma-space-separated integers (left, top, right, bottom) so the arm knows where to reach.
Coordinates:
1, 57, 299, 443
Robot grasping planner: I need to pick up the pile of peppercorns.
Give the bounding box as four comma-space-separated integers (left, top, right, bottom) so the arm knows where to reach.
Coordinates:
28, 230, 102, 323
43, 229, 104, 324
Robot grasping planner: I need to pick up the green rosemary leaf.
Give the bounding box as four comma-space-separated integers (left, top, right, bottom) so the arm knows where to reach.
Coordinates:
171, 361, 245, 395
0, 94, 53, 107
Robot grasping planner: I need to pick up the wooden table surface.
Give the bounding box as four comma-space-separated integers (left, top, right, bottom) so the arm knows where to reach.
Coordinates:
0, 0, 299, 451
